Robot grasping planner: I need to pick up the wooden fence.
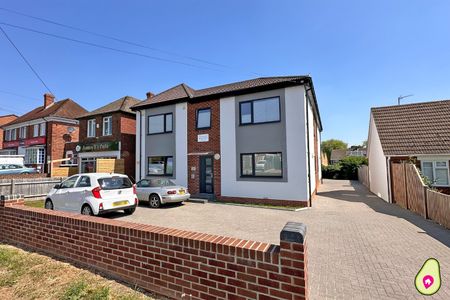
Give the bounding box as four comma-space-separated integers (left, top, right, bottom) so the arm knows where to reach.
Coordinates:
0, 177, 64, 199
389, 162, 450, 229
96, 158, 125, 174
51, 166, 78, 178
357, 165, 369, 188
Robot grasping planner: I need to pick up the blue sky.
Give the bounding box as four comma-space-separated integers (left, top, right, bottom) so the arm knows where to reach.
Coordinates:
1, 1, 450, 145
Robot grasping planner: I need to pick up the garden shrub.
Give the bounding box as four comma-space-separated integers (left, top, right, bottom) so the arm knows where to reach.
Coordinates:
322, 156, 368, 180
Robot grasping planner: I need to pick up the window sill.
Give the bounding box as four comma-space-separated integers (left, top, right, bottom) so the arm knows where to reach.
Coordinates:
147, 131, 173, 136
239, 120, 281, 126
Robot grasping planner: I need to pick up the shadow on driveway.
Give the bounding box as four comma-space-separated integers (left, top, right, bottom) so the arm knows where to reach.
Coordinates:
317, 180, 450, 248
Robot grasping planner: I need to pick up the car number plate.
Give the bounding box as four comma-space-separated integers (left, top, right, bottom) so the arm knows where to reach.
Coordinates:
178, 189, 185, 195
113, 201, 129, 207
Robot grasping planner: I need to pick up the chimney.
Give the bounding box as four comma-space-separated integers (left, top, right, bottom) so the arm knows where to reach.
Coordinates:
44, 93, 55, 108
146, 92, 154, 99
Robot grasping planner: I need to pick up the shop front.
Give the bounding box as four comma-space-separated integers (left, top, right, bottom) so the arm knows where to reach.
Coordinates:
76, 141, 121, 173
3, 137, 46, 172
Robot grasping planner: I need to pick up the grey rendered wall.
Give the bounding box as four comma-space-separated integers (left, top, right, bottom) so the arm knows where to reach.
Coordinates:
234, 88, 288, 182
145, 105, 176, 178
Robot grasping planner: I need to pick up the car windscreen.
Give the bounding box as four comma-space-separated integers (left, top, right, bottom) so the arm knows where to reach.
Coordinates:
98, 177, 132, 190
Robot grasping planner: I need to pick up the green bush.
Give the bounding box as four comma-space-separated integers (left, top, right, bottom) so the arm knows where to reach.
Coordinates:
322, 156, 368, 180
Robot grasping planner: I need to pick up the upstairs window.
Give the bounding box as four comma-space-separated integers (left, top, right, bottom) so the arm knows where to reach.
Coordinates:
10, 128, 16, 140
19, 126, 26, 139
33, 124, 39, 137
422, 161, 449, 186
40, 123, 46, 136
240, 97, 280, 125
4, 129, 11, 141
196, 108, 211, 129
87, 119, 96, 137
148, 113, 173, 134
103, 116, 112, 136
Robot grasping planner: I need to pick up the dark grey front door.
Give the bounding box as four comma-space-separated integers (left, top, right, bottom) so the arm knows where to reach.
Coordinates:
200, 156, 214, 194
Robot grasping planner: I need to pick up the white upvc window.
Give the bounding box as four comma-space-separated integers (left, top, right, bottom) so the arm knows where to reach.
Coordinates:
4, 129, 11, 141
103, 116, 112, 136
25, 147, 45, 164
40, 123, 46, 136
33, 124, 39, 137
19, 126, 26, 139
421, 161, 449, 186
10, 128, 16, 140
87, 119, 96, 137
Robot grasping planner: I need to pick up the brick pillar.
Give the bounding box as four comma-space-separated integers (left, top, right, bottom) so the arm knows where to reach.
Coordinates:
0, 194, 25, 207
280, 222, 308, 299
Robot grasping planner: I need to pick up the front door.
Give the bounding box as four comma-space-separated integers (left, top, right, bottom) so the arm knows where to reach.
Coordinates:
200, 156, 214, 194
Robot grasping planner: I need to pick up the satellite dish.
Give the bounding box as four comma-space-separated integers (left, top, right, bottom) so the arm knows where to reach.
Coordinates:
67, 127, 75, 133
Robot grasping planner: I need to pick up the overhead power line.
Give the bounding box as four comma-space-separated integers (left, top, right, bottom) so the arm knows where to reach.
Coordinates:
0, 7, 263, 76
0, 21, 223, 72
0, 7, 226, 68
0, 89, 39, 101
0, 25, 54, 94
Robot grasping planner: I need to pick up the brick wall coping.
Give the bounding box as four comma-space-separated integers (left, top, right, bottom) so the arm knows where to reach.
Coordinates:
2, 204, 281, 257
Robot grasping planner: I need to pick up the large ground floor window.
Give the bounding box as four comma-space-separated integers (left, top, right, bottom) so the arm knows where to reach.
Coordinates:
421, 161, 449, 186
148, 156, 173, 176
240, 152, 282, 177
24, 147, 45, 165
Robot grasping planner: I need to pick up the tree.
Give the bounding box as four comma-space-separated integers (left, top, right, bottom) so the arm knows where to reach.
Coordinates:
362, 140, 368, 147
321, 139, 348, 161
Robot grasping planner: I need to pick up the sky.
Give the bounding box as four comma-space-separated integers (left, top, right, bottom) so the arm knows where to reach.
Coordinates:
1, 0, 450, 146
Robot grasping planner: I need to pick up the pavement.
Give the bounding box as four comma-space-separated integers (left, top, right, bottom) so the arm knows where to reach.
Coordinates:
112, 179, 450, 299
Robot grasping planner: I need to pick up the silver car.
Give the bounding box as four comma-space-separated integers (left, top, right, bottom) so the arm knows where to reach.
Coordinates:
0, 164, 37, 175
135, 178, 190, 208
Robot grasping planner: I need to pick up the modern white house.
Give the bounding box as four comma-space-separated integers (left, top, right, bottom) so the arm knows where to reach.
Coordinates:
367, 99, 450, 202
132, 76, 322, 207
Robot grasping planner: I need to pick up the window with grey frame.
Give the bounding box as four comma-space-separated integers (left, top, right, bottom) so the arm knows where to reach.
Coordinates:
240, 97, 281, 125
148, 113, 173, 134
240, 152, 283, 177
196, 108, 211, 129
148, 156, 173, 176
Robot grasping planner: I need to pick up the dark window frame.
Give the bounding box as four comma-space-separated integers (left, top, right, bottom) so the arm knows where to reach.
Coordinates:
148, 113, 173, 135
240, 152, 283, 178
147, 156, 174, 176
239, 97, 281, 126
196, 107, 212, 130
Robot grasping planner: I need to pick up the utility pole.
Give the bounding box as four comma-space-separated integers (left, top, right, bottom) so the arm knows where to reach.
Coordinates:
397, 94, 413, 105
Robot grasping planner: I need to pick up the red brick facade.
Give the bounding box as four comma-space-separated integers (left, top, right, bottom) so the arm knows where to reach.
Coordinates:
0, 115, 18, 150
47, 121, 80, 166
0, 198, 308, 300
78, 112, 136, 179
187, 100, 221, 196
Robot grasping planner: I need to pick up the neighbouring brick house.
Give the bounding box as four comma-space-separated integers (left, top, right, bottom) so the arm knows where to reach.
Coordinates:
0, 114, 18, 154
367, 99, 450, 201
132, 76, 323, 206
1, 94, 87, 172
75, 96, 140, 180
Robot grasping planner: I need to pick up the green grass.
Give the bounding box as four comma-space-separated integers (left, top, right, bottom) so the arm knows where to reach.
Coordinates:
0, 244, 156, 300
24, 199, 45, 208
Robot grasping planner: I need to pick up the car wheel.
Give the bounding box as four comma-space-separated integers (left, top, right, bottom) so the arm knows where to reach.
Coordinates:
149, 194, 161, 208
124, 207, 136, 215
22, 172, 30, 175
81, 205, 93, 216
45, 199, 53, 210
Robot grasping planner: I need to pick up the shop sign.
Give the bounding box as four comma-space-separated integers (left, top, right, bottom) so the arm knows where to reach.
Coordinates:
25, 137, 46, 146
76, 141, 119, 152
197, 134, 209, 142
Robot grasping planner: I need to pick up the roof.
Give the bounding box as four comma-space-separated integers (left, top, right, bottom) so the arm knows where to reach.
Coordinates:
4, 99, 88, 127
132, 76, 322, 130
0, 115, 18, 126
78, 96, 141, 118
330, 149, 347, 161
371, 100, 450, 155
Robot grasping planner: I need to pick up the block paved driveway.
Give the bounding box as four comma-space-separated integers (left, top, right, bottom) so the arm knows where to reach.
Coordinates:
115, 179, 450, 299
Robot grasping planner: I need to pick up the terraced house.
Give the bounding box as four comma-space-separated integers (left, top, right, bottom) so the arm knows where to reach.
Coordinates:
1, 93, 87, 172
132, 76, 322, 206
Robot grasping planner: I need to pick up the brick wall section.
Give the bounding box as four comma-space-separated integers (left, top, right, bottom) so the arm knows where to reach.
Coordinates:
0, 199, 308, 300
187, 100, 221, 196
0, 115, 18, 149
0, 173, 48, 179
47, 122, 80, 162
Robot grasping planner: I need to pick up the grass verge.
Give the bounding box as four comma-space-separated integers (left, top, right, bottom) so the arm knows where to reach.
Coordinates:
0, 244, 158, 300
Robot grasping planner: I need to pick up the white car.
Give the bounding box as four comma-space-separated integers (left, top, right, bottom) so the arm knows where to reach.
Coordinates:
135, 178, 190, 208
45, 173, 138, 216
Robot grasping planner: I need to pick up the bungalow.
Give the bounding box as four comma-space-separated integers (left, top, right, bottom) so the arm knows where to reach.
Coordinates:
367, 100, 450, 202
131, 76, 322, 207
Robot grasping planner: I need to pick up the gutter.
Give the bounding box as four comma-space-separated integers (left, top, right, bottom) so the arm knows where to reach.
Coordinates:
305, 86, 312, 207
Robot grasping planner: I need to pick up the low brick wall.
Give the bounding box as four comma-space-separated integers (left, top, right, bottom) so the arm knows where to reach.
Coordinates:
0, 196, 308, 300
0, 173, 48, 179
